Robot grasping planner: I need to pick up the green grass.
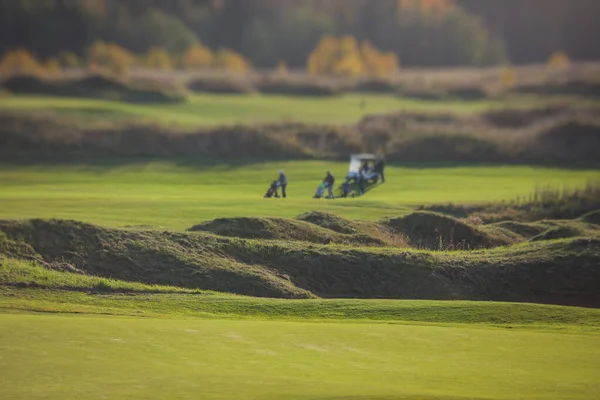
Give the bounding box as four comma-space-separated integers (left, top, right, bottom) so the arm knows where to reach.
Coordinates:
1, 311, 599, 400
2, 258, 600, 399
4, 258, 600, 326
0, 93, 543, 126
0, 160, 598, 229
2, 233, 600, 400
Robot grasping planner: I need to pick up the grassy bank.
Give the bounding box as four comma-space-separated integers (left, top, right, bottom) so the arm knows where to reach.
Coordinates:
2, 211, 599, 304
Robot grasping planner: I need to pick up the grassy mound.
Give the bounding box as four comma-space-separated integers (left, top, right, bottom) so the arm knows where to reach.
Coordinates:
187, 216, 383, 246
387, 134, 503, 163
0, 231, 38, 260
531, 225, 585, 242
296, 211, 359, 234
1, 218, 599, 305
422, 184, 600, 223
492, 221, 548, 239
516, 80, 600, 98
255, 78, 339, 96
353, 79, 399, 94
535, 120, 600, 163
0, 219, 314, 299
2, 75, 55, 94
397, 87, 448, 101
580, 210, 600, 225
2, 74, 186, 103
447, 85, 491, 101
384, 211, 515, 250
187, 77, 255, 94
483, 105, 568, 128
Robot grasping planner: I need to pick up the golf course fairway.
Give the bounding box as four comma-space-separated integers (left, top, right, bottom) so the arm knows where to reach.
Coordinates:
1, 313, 599, 400
2, 160, 599, 229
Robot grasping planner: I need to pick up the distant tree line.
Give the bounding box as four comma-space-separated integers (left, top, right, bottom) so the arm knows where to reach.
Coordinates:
0, 0, 597, 70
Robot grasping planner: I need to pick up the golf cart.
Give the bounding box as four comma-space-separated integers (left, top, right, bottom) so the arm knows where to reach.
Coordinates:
336, 154, 383, 198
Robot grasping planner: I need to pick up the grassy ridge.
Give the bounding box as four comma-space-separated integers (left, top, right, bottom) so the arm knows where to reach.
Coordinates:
2, 216, 599, 304
1, 161, 598, 229
2, 257, 600, 326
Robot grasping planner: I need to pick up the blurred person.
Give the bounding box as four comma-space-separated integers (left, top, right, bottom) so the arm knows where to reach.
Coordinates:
358, 162, 369, 194
278, 170, 287, 198
374, 158, 385, 183
323, 171, 335, 199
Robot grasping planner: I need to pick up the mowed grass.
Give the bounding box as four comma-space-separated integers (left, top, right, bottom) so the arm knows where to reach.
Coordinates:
1, 312, 599, 400
2, 261, 600, 399
0, 93, 538, 126
1, 160, 599, 229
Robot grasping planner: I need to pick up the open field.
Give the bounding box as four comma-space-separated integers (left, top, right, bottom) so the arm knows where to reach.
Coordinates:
1, 312, 598, 400
0, 93, 567, 126
1, 161, 599, 229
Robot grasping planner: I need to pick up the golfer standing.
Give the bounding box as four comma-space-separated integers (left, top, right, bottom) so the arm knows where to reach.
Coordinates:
278, 170, 287, 198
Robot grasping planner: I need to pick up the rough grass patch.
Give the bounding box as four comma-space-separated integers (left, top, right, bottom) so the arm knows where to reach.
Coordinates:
383, 211, 515, 250
1, 217, 599, 306
580, 210, 600, 225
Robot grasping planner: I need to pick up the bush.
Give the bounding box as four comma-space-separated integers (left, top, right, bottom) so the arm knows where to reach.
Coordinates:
57, 51, 79, 68
360, 41, 400, 78
42, 58, 61, 77
86, 41, 135, 76
307, 36, 399, 77
213, 49, 252, 74
0, 48, 43, 78
146, 47, 173, 70
182, 44, 213, 70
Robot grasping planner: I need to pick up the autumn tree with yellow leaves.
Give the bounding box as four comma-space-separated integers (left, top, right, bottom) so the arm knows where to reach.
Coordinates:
213, 49, 252, 73
146, 47, 173, 70
182, 43, 213, 70
307, 35, 399, 77
86, 41, 135, 76
0, 48, 44, 77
